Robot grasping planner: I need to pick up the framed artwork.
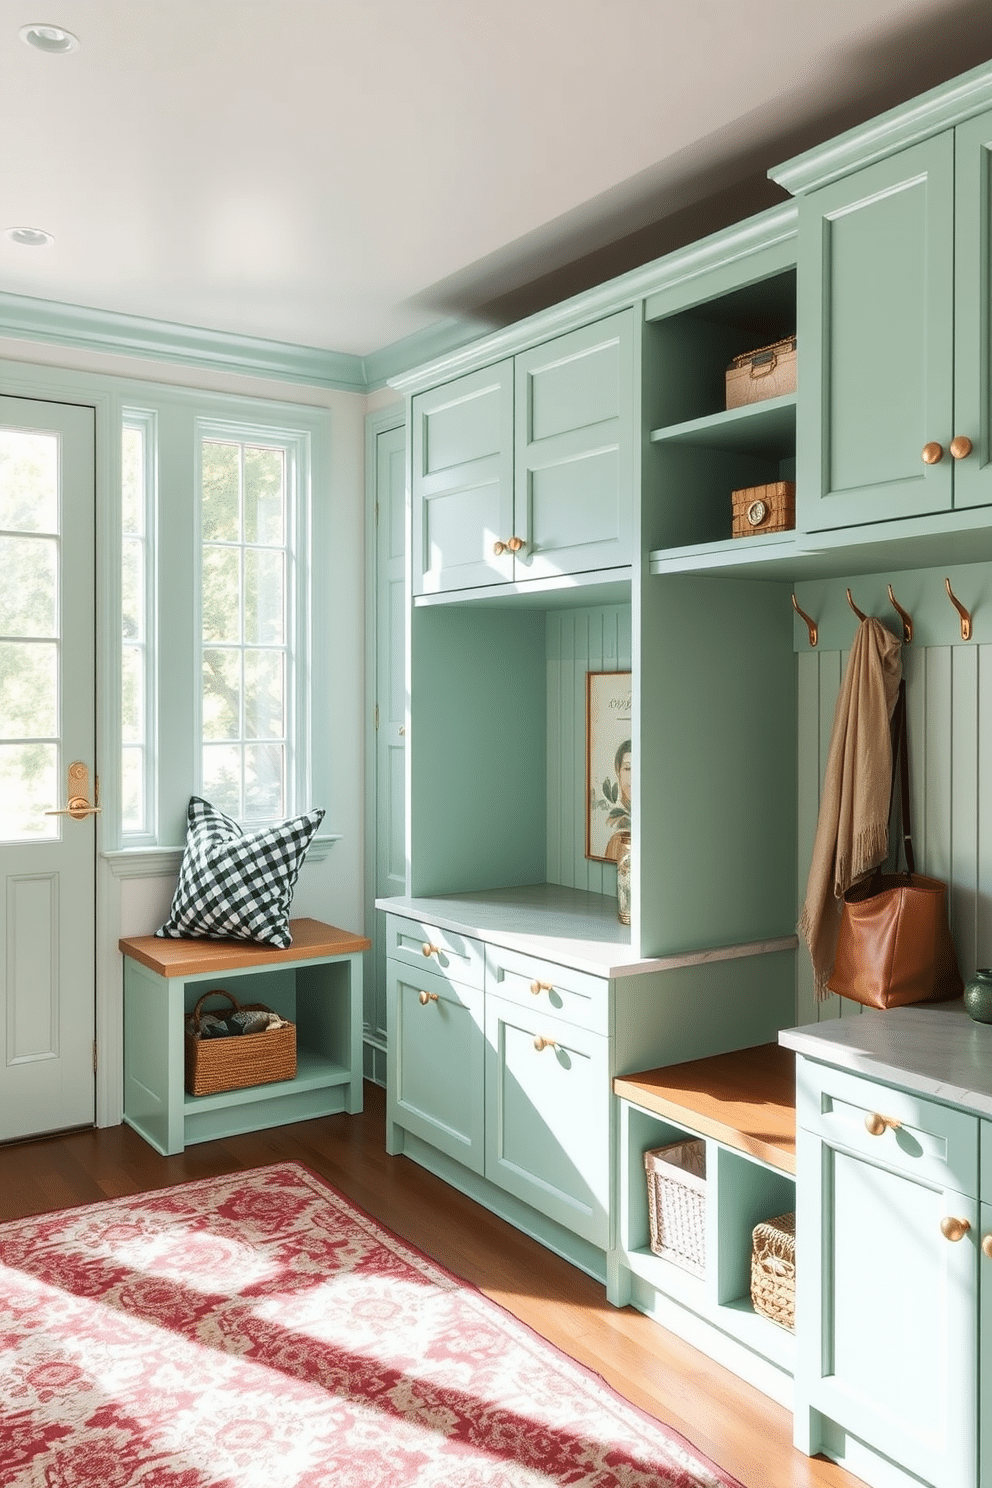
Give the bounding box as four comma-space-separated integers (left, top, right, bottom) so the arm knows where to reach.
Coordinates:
585, 670, 632, 862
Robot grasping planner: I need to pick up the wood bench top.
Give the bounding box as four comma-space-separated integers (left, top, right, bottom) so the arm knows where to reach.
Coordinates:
613, 1041, 796, 1174
120, 918, 370, 978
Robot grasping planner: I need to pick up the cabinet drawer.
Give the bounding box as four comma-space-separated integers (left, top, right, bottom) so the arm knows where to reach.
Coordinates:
980, 1120, 992, 1202
797, 1057, 978, 1196
385, 914, 484, 989
485, 944, 608, 1034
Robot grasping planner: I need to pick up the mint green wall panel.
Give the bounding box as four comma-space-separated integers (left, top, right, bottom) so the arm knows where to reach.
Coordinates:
637, 574, 797, 957
410, 606, 546, 895
798, 134, 955, 531
953, 109, 992, 511
545, 604, 632, 895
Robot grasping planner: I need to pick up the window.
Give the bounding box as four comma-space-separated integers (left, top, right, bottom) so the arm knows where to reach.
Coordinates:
121, 411, 155, 838
198, 423, 307, 823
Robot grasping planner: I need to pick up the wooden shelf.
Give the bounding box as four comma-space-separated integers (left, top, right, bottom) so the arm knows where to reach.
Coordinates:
614, 1041, 796, 1174
120, 917, 370, 978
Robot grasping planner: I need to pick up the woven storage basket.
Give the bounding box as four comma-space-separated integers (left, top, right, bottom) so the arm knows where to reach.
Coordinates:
750, 1211, 796, 1331
725, 335, 797, 409
643, 1138, 706, 1276
732, 480, 795, 538
184, 989, 296, 1097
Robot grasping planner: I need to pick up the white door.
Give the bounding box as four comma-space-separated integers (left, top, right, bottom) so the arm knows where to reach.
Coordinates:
0, 395, 96, 1140
371, 421, 407, 1057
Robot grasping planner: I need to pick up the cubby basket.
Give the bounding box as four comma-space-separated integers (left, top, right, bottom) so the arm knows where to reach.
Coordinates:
184, 989, 296, 1097
750, 1211, 796, 1330
731, 480, 795, 538
643, 1138, 707, 1276
725, 335, 797, 408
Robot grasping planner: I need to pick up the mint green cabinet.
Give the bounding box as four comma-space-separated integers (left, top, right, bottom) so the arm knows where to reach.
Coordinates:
798, 108, 992, 532
411, 312, 633, 595
794, 1058, 979, 1488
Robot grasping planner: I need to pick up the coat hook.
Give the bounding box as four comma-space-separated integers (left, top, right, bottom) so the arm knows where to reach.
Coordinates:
887, 585, 913, 643
791, 593, 818, 647
945, 577, 973, 640
846, 588, 867, 622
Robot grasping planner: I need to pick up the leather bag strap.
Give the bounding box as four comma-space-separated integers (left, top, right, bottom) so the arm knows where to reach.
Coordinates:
889, 679, 916, 875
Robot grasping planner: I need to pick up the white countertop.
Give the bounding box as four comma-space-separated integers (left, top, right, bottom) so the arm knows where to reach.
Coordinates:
376, 883, 795, 979
779, 999, 992, 1118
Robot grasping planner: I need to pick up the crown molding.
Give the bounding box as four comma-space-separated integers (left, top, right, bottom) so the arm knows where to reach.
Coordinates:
770, 59, 992, 197
360, 317, 489, 390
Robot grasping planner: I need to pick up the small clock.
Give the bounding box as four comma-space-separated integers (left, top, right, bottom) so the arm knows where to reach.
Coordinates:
746, 498, 769, 527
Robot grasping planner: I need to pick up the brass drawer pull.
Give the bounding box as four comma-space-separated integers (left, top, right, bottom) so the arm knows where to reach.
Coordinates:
530, 980, 554, 996
422, 942, 440, 958
940, 1216, 971, 1242
533, 1035, 557, 1052
418, 990, 439, 1006
865, 1111, 902, 1136
922, 441, 944, 465
950, 435, 973, 460
981, 1235, 992, 1261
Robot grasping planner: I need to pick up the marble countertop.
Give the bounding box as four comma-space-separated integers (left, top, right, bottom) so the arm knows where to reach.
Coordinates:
376, 883, 795, 979
779, 999, 992, 1118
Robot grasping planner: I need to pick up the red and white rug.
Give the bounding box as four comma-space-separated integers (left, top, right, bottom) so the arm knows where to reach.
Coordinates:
0, 1162, 742, 1487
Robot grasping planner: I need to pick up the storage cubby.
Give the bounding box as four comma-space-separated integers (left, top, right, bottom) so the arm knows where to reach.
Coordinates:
643, 265, 798, 558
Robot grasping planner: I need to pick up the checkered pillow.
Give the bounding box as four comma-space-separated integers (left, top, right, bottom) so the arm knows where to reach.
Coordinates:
156, 796, 325, 948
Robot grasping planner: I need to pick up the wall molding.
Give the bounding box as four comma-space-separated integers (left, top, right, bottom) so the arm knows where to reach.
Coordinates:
0, 290, 481, 394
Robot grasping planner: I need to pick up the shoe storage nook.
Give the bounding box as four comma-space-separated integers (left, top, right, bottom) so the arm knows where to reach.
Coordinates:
378, 61, 992, 1488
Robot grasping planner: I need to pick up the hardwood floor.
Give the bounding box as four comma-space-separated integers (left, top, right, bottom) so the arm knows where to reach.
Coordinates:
0, 1083, 866, 1488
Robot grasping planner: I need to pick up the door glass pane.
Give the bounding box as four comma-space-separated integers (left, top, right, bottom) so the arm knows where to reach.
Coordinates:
0, 536, 57, 637
0, 743, 57, 840
0, 429, 58, 532
0, 641, 57, 739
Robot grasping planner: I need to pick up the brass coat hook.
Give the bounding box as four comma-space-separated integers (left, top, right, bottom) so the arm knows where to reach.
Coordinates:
846, 588, 867, 622
945, 577, 973, 640
887, 585, 913, 643
791, 593, 818, 647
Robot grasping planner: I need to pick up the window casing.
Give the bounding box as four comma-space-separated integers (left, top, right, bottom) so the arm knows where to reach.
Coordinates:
120, 410, 156, 840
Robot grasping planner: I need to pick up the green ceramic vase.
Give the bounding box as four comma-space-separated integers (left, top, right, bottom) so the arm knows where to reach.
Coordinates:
963, 969, 992, 1024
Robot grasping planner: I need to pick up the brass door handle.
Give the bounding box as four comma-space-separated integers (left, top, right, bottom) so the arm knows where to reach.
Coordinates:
940, 1216, 971, 1242
950, 436, 973, 460
46, 762, 101, 820
533, 1035, 557, 1052
507, 536, 524, 552
865, 1112, 902, 1136
922, 441, 945, 465
418, 990, 439, 1006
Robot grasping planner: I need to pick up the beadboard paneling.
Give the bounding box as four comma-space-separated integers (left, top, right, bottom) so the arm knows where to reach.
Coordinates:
797, 637, 992, 1025
546, 605, 632, 893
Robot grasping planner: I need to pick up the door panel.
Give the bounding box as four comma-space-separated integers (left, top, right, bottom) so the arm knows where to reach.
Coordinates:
953, 108, 992, 511
0, 396, 96, 1139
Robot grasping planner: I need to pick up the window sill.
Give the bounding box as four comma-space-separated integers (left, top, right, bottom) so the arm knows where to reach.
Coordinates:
102, 833, 341, 878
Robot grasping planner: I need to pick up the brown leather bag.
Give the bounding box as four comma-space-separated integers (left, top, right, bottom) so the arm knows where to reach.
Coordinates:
828, 682, 963, 1010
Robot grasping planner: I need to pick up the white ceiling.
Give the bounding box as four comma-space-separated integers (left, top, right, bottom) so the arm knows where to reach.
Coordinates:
2, 0, 990, 360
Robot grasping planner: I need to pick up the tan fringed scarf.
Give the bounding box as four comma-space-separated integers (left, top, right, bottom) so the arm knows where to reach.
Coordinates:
799, 617, 903, 998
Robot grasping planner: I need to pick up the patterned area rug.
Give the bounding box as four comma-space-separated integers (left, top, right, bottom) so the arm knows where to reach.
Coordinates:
0, 1162, 743, 1487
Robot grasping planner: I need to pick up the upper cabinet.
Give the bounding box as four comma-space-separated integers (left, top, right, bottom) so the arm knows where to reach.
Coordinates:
411, 311, 633, 597
784, 92, 992, 533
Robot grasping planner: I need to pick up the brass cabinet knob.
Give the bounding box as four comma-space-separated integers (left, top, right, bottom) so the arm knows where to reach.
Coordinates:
940, 1215, 971, 1242
865, 1111, 901, 1136
533, 1035, 557, 1052
922, 441, 945, 465
493, 540, 507, 556
507, 536, 524, 553
418, 989, 439, 1006
530, 979, 554, 996
950, 435, 973, 460
982, 1235, 992, 1261
421, 942, 440, 957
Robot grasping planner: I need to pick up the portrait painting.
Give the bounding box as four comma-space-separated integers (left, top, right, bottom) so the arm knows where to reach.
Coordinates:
586, 670, 632, 862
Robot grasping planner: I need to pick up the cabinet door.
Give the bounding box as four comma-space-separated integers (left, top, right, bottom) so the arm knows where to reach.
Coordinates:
411, 361, 514, 595
513, 311, 633, 579
796, 1122, 978, 1488
386, 963, 485, 1174
797, 133, 955, 531
484, 992, 610, 1247
953, 107, 992, 511
982, 1199, 992, 1488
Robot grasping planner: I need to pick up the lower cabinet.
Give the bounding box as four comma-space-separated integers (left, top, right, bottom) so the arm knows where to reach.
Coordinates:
794, 1057, 980, 1488
385, 913, 611, 1256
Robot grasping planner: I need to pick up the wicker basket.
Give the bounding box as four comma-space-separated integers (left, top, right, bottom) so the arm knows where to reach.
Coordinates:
726, 336, 797, 409
184, 989, 296, 1097
731, 480, 795, 538
643, 1139, 707, 1276
750, 1211, 796, 1331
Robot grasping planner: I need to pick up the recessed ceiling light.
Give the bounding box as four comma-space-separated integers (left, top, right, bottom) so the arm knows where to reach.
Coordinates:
19, 23, 80, 54
4, 226, 55, 247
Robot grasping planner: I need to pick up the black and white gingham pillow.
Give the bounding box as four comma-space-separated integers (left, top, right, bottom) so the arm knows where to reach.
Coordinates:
156, 796, 325, 948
